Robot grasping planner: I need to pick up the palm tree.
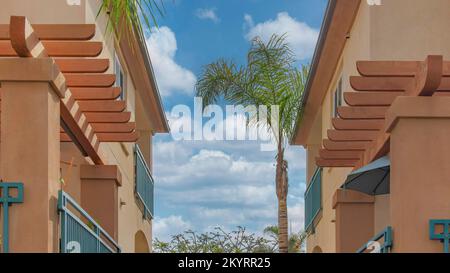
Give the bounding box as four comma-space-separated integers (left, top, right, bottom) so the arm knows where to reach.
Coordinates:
196, 34, 308, 253
99, 0, 164, 38
264, 226, 308, 253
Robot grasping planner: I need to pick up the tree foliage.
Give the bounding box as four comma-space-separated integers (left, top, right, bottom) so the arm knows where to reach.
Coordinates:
99, 0, 164, 39
196, 34, 308, 144
263, 225, 307, 253
153, 226, 307, 253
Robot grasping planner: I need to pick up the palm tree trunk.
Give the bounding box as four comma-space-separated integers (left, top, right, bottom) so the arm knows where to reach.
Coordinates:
275, 140, 289, 253
278, 197, 289, 253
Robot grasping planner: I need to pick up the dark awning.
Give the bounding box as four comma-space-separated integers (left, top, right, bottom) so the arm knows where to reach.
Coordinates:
341, 156, 390, 196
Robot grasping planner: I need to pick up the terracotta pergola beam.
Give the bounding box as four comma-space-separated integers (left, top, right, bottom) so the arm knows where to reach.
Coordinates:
344, 91, 403, 106
316, 158, 357, 167
323, 139, 371, 151
321, 56, 450, 169
8, 16, 103, 164
319, 149, 362, 160
337, 106, 388, 119
60, 104, 101, 163
83, 112, 132, 123
9, 16, 47, 58
60, 122, 136, 134
70, 87, 121, 100
0, 24, 96, 40
332, 118, 384, 131
437, 77, 450, 91
357, 61, 450, 77
327, 130, 378, 142
415, 55, 443, 96
61, 132, 139, 142
433, 92, 450, 97
353, 55, 447, 169
0, 89, 123, 104
97, 132, 139, 142
78, 101, 126, 112
357, 61, 421, 77
91, 122, 136, 133
350, 76, 413, 91
4, 16, 140, 163
0, 40, 103, 57
65, 74, 116, 87
55, 59, 109, 73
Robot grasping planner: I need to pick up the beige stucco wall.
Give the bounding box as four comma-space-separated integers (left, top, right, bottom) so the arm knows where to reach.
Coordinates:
306, 64, 353, 253
0, 0, 155, 253
0, 0, 86, 24
305, 0, 450, 253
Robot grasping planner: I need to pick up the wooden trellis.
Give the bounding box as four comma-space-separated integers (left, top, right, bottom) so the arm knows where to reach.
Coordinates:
317, 55, 450, 169
0, 16, 139, 164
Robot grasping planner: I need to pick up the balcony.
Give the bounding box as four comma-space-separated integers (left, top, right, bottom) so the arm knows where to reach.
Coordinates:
357, 226, 393, 253
304, 167, 322, 231
135, 145, 154, 219
58, 191, 121, 253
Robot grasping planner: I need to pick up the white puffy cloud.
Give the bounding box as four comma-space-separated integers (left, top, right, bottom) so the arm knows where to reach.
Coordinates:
154, 145, 275, 187
154, 104, 307, 238
167, 105, 276, 150
146, 26, 197, 97
153, 215, 193, 241
195, 8, 220, 23
153, 136, 307, 238
244, 12, 319, 60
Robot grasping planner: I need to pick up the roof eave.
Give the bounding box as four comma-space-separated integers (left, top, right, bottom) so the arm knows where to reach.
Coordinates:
291, 0, 361, 146
291, 0, 337, 146
135, 26, 170, 133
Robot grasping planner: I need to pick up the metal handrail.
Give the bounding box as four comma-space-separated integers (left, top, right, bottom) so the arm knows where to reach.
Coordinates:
58, 190, 121, 253
357, 226, 393, 253
0, 183, 24, 253
430, 219, 450, 253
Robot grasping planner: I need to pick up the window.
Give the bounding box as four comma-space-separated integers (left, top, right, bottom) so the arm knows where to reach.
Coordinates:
304, 167, 322, 231
135, 145, 154, 219
114, 54, 126, 101
333, 78, 343, 118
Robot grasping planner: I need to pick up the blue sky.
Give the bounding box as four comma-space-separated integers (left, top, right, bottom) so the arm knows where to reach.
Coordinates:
145, 0, 328, 241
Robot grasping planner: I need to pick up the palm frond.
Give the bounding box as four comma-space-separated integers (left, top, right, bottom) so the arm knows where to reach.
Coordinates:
196, 34, 309, 147
99, 0, 164, 39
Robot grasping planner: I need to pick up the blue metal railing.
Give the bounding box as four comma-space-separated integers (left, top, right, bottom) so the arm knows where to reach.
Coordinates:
58, 191, 120, 253
357, 226, 393, 253
304, 167, 322, 231
0, 183, 23, 253
430, 219, 450, 253
135, 145, 154, 219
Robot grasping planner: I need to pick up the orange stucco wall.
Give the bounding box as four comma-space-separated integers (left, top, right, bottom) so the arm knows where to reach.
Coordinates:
386, 97, 450, 252
1, 77, 61, 252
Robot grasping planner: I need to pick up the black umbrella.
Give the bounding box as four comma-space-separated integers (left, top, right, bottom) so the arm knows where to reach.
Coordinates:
342, 156, 390, 196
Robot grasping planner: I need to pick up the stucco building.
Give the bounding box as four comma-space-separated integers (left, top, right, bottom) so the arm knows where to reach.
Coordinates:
293, 0, 450, 253
0, 0, 169, 253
